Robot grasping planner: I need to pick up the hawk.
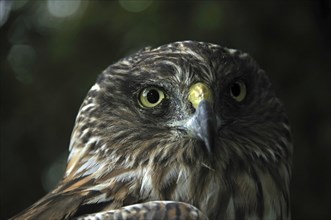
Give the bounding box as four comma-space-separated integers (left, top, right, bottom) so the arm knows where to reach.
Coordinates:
12, 41, 292, 220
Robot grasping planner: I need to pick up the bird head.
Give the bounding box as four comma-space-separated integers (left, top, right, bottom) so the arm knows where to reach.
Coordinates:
63, 41, 292, 218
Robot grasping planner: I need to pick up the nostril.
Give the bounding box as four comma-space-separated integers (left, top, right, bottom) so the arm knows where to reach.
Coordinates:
176, 127, 189, 136
188, 102, 196, 114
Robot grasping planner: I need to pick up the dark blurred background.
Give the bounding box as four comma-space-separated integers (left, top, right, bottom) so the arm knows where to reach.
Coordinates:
0, 0, 330, 219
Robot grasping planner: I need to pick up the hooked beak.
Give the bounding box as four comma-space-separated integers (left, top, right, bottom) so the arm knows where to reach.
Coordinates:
185, 83, 217, 154
186, 100, 217, 154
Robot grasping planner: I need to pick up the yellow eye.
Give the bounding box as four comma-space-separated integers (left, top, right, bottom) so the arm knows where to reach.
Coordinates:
139, 87, 165, 108
230, 80, 247, 102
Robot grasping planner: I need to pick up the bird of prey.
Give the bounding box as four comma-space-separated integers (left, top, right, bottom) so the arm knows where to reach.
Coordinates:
12, 41, 292, 220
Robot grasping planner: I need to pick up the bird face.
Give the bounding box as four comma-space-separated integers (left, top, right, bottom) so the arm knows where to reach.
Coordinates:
14, 41, 291, 220
62, 42, 291, 219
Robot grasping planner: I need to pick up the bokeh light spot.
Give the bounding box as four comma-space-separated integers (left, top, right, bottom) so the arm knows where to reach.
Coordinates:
0, 0, 12, 27
41, 152, 67, 192
7, 44, 36, 84
47, 0, 81, 18
119, 0, 152, 13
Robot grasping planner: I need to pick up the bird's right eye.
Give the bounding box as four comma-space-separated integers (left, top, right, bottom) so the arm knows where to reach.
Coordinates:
139, 87, 165, 108
230, 80, 247, 102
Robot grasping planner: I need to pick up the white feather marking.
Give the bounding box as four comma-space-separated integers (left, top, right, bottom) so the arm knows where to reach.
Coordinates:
84, 193, 108, 204
202, 177, 219, 211
88, 181, 113, 192
282, 122, 290, 131
65, 146, 90, 176
68, 130, 79, 151
79, 128, 90, 139
121, 60, 131, 66
267, 148, 277, 161
113, 170, 136, 182
80, 103, 95, 112
177, 169, 184, 184
175, 168, 191, 201
140, 167, 153, 197
227, 48, 237, 54
76, 156, 102, 176
225, 197, 235, 220
90, 83, 100, 92
185, 48, 205, 62
67, 147, 77, 161
239, 53, 249, 58
159, 60, 184, 81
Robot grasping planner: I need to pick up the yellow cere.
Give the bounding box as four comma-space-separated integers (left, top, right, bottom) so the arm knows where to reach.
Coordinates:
188, 82, 213, 109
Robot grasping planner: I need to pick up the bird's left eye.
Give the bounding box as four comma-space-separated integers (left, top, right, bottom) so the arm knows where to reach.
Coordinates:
230, 80, 247, 102
139, 87, 165, 108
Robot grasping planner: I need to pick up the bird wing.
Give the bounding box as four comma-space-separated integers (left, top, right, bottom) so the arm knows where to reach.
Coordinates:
75, 201, 208, 220
11, 190, 89, 219
10, 175, 114, 219
11, 177, 208, 220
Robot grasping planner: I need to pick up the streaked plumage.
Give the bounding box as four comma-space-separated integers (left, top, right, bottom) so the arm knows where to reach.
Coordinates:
12, 41, 292, 220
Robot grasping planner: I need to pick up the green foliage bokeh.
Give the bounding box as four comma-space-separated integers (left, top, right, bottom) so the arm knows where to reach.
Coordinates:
0, 1, 330, 219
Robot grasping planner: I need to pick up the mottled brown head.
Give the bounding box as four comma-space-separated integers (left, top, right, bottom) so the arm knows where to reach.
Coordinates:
64, 41, 292, 219
13, 41, 292, 220
69, 41, 290, 167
